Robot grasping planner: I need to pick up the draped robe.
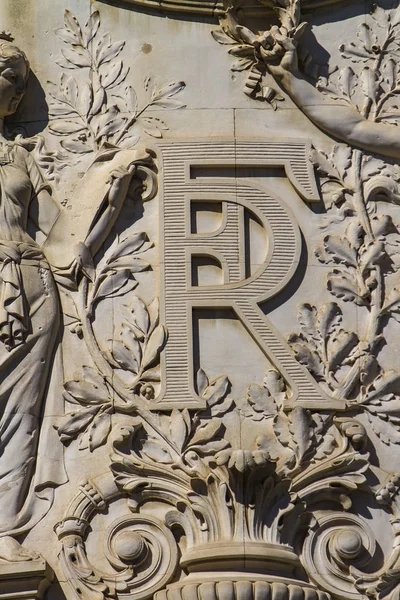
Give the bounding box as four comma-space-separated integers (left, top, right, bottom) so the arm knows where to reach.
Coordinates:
0, 142, 66, 537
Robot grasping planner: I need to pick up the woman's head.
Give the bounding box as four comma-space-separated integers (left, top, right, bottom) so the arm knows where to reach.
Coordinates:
0, 33, 29, 118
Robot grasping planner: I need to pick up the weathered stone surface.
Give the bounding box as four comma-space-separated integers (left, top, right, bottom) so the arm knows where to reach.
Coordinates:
0, 1, 399, 599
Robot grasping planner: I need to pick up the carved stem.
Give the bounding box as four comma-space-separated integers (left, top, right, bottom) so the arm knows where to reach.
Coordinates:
113, 102, 151, 146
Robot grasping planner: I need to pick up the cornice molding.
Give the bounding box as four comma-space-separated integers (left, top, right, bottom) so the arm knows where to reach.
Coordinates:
100, 0, 350, 17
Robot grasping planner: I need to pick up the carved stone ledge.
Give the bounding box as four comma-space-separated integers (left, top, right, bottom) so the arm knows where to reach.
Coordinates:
0, 559, 53, 600
155, 577, 330, 600
99, 0, 349, 17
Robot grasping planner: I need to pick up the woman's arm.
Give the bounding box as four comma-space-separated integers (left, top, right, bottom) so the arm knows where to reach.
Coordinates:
82, 164, 136, 258
266, 45, 400, 159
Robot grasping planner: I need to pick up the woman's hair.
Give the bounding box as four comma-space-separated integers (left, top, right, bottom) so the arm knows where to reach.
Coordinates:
0, 34, 30, 79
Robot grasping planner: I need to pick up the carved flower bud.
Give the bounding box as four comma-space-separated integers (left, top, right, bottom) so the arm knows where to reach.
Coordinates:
140, 383, 155, 400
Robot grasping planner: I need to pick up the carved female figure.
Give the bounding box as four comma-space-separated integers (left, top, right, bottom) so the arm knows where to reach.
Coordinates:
0, 33, 141, 561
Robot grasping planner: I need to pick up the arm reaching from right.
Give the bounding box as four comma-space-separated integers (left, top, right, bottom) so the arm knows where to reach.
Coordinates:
263, 34, 400, 160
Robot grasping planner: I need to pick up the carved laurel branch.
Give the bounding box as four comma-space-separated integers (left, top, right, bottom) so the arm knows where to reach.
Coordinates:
282, 7, 400, 448
48, 10, 185, 161
213, 0, 400, 447
56, 231, 168, 451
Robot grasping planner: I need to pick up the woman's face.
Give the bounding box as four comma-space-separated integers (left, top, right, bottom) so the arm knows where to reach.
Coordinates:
0, 57, 28, 118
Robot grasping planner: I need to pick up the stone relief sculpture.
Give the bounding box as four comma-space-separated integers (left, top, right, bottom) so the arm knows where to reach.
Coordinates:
206, 2, 400, 600
7, 1, 400, 599
0, 9, 184, 570
212, 0, 400, 443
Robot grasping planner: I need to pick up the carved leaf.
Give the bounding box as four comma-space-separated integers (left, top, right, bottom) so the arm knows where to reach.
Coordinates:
84, 11, 100, 45
48, 120, 86, 135
79, 83, 93, 118
384, 286, 400, 314
359, 240, 386, 272
147, 297, 160, 334
49, 104, 76, 117
97, 40, 125, 66
364, 370, 400, 402
64, 76, 79, 105
140, 117, 164, 138
383, 58, 397, 91
289, 341, 324, 380
211, 29, 236, 45
372, 214, 393, 238
317, 302, 342, 342
332, 144, 353, 180
64, 10, 83, 39
360, 66, 380, 104
289, 336, 324, 381
365, 411, 400, 445
228, 44, 254, 58
112, 340, 139, 373
328, 329, 359, 371
288, 406, 312, 461
92, 85, 106, 116
231, 58, 254, 71
96, 117, 127, 140
124, 87, 138, 116
142, 439, 173, 463
189, 419, 223, 447
60, 139, 92, 154
151, 98, 185, 109
152, 81, 185, 102
129, 296, 150, 335
346, 220, 364, 249
340, 42, 372, 63
55, 27, 81, 46
246, 383, 277, 416
202, 375, 230, 406
120, 322, 142, 364
64, 379, 110, 405
236, 25, 258, 45
89, 411, 112, 451
55, 407, 98, 442
61, 47, 91, 68
298, 303, 318, 343
197, 368, 209, 396
327, 270, 368, 305
141, 325, 167, 371
105, 258, 149, 275
81, 366, 107, 389
106, 232, 150, 264
102, 61, 124, 89
191, 439, 230, 456
211, 397, 234, 417
309, 146, 342, 182
322, 235, 358, 267
92, 270, 137, 307
170, 409, 189, 451
338, 66, 357, 98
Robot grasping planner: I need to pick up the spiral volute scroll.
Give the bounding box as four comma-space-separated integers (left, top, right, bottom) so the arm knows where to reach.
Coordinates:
104, 514, 179, 597
301, 513, 377, 599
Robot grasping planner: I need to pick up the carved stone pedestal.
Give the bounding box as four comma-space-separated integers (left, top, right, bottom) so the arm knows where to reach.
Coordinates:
156, 544, 329, 600
0, 559, 53, 600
